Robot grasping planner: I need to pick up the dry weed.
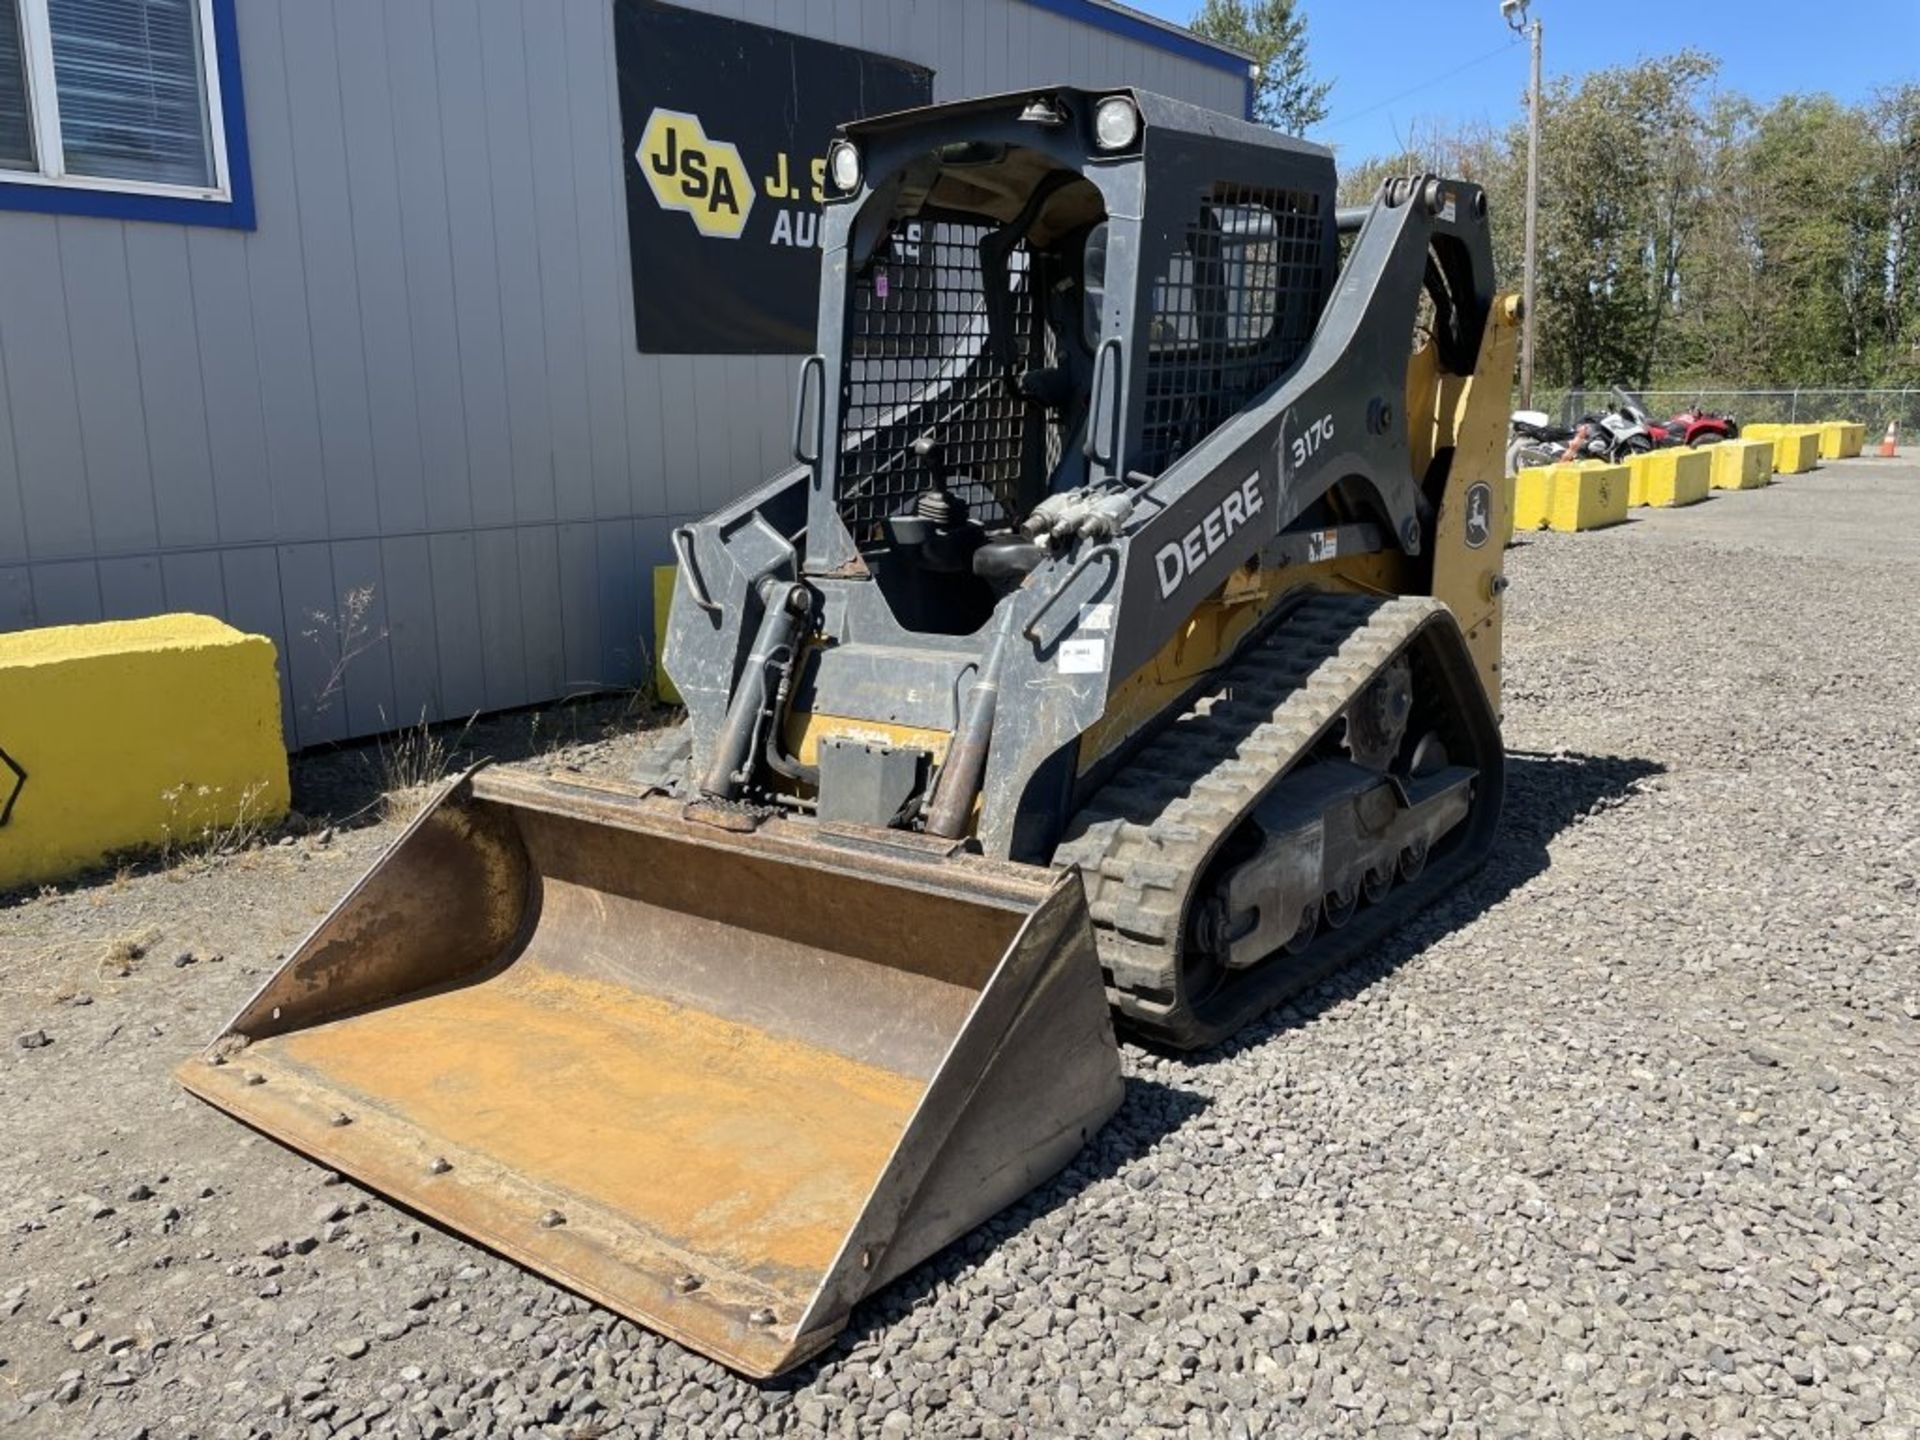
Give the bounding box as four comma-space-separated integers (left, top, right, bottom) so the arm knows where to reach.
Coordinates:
158, 779, 274, 868
100, 926, 161, 978
376, 715, 476, 823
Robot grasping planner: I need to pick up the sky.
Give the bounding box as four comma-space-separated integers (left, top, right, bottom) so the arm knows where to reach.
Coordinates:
1127, 0, 1920, 162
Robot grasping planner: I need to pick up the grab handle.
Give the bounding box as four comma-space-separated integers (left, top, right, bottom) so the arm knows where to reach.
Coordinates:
793, 354, 826, 466
1021, 544, 1117, 644
1085, 336, 1125, 479
671, 526, 721, 615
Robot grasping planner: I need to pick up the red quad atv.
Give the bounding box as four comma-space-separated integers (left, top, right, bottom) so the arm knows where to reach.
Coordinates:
1660, 398, 1739, 446
1616, 388, 1739, 447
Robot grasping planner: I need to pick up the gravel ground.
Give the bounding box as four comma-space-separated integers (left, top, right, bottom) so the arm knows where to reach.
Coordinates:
3, 455, 1917, 1439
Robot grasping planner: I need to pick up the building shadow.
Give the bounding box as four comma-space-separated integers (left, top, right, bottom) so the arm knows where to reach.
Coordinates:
287, 693, 656, 833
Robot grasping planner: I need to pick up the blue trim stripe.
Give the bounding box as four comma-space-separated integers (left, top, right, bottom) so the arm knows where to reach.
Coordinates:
1020, 0, 1252, 79
0, 0, 255, 230
207, 0, 254, 228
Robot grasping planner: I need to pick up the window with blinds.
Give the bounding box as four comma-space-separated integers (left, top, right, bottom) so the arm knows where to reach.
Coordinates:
49, 0, 212, 186
0, 2, 35, 171
0, 0, 224, 195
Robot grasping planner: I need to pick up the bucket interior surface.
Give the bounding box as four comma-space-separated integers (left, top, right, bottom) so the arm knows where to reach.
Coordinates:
259, 958, 927, 1281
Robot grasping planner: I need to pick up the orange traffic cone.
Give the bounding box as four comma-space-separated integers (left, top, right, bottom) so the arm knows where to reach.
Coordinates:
1879, 419, 1900, 458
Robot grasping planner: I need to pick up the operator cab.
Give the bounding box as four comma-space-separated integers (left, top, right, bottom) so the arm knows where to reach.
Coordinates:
832, 141, 1107, 631
805, 88, 1338, 635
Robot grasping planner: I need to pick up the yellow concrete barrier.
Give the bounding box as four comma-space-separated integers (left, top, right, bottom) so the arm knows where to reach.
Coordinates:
652, 566, 682, 705
1513, 461, 1629, 533
1774, 428, 1821, 474
1743, 424, 1821, 475
1626, 448, 1712, 508
1513, 468, 1551, 531
1710, 438, 1774, 490
1817, 421, 1865, 460
1624, 454, 1651, 509
0, 615, 289, 893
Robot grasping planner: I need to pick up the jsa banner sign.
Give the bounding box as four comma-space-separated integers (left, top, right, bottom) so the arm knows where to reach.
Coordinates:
613, 1, 932, 355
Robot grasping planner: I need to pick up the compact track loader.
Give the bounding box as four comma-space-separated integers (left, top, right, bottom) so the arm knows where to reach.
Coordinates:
181, 87, 1518, 1377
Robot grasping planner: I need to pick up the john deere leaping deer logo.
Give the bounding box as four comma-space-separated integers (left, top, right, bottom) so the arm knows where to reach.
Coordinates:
637, 109, 754, 239
1464, 481, 1493, 548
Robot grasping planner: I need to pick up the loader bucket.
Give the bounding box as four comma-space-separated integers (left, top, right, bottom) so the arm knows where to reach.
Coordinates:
177, 768, 1122, 1377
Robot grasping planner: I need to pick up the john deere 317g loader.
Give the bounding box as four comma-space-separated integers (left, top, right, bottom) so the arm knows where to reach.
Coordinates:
181, 87, 1519, 1376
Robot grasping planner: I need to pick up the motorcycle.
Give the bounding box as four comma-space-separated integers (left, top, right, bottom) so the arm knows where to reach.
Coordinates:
1593, 388, 1664, 456
1507, 402, 1640, 474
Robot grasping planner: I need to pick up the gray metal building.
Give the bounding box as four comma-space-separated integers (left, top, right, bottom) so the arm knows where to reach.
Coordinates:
0, 0, 1249, 746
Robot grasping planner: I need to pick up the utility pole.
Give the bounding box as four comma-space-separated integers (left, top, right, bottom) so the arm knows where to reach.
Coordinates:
1503, 0, 1542, 408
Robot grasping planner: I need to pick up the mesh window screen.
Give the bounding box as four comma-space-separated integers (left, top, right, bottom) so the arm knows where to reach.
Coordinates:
838, 220, 1036, 540
0, 1, 33, 170
1138, 184, 1325, 475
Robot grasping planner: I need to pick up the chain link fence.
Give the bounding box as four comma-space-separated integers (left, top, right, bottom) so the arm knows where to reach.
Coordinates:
1530, 388, 1919, 434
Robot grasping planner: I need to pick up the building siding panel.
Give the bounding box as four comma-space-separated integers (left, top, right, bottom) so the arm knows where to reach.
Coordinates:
564, 0, 636, 528
426, 529, 487, 718
0, 215, 95, 561
159, 549, 229, 617
433, 0, 519, 532
275, 541, 349, 745
471, 526, 530, 711
187, 229, 277, 546
383, 1, 475, 537
594, 517, 642, 689
524, 6, 597, 527
239, 1, 332, 546
219, 545, 295, 732
58, 223, 159, 557
279, 0, 382, 546
0, 566, 35, 629
335, 0, 432, 538
0, 333, 25, 565
378, 533, 445, 728
97, 555, 167, 619
327, 537, 398, 738
555, 520, 603, 691
31, 560, 104, 626
125, 230, 220, 551
479, 0, 560, 528
515, 523, 567, 701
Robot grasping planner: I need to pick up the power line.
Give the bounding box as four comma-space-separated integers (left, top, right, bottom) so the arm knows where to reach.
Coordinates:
1317, 39, 1521, 136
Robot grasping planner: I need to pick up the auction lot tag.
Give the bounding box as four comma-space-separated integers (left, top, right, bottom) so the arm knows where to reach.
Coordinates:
1060, 638, 1105, 674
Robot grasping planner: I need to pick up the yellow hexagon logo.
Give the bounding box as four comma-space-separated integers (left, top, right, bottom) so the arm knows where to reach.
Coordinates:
636, 108, 754, 240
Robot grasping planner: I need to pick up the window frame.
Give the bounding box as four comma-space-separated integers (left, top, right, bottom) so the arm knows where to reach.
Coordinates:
0, 0, 253, 229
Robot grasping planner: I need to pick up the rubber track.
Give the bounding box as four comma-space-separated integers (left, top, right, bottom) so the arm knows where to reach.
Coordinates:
1054, 593, 1453, 1043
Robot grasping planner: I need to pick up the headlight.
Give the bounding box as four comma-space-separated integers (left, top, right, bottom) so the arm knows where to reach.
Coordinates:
1092, 95, 1140, 151
828, 140, 862, 193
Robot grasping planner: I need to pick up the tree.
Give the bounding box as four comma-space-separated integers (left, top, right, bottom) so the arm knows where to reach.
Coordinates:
1524, 52, 1717, 390
1737, 96, 1892, 384
1663, 96, 1769, 386
1870, 83, 1920, 379
1190, 0, 1330, 136
1339, 55, 1915, 394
